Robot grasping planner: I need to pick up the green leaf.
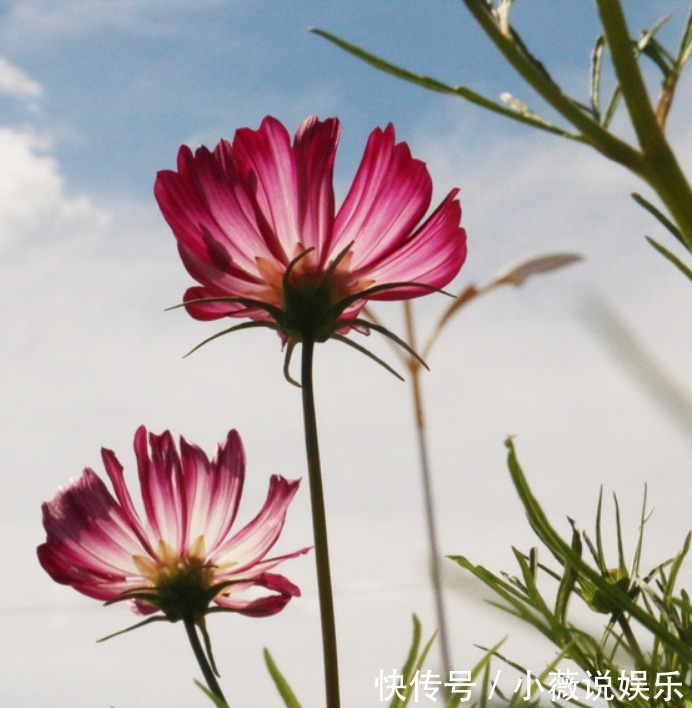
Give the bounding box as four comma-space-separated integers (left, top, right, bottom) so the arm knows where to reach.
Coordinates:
629, 487, 651, 582
601, 17, 670, 131
504, 437, 692, 661
450, 555, 557, 648
679, 4, 692, 65
397, 614, 421, 695
612, 495, 628, 579
640, 37, 674, 75
601, 84, 622, 130
401, 620, 437, 707
554, 520, 581, 625
194, 680, 229, 708
663, 532, 691, 603
310, 28, 581, 141
388, 615, 437, 708
631, 192, 685, 245
645, 236, 692, 281
263, 648, 302, 708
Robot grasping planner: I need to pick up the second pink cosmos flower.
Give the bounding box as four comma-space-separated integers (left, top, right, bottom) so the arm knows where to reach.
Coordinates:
155, 116, 467, 345
38, 426, 307, 621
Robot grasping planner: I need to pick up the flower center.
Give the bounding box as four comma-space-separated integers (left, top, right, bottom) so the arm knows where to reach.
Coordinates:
256, 246, 372, 342
132, 537, 219, 621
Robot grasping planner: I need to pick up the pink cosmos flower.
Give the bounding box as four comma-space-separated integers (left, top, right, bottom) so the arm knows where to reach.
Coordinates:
38, 426, 307, 621
155, 115, 467, 346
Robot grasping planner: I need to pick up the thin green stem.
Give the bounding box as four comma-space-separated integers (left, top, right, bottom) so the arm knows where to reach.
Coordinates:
183, 618, 228, 707
403, 302, 453, 684
300, 337, 341, 708
595, 0, 692, 249
595, 0, 666, 154
617, 615, 646, 668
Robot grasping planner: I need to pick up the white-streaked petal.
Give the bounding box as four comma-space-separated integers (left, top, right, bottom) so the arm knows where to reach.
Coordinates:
212, 475, 300, 572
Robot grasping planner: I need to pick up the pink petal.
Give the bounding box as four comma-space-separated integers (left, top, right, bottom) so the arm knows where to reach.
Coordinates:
220, 546, 311, 581
101, 441, 152, 554
181, 429, 245, 550
135, 427, 185, 550
212, 475, 300, 572
231, 116, 300, 260
38, 469, 147, 584
330, 124, 432, 269
38, 541, 145, 603
292, 116, 339, 258
182, 286, 250, 321
155, 144, 275, 275
213, 572, 301, 617
360, 190, 467, 298
175, 237, 263, 296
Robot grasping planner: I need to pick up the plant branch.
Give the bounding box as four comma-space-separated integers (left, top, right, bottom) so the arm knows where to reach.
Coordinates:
403, 302, 453, 683
460, 0, 644, 171
595, 0, 692, 248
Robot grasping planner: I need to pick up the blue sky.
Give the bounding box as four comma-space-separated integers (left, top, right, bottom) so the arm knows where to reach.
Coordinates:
2, 0, 686, 196
1, 1, 691, 706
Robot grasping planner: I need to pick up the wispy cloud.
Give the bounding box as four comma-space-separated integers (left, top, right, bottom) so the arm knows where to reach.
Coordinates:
0, 56, 42, 99
3, 0, 230, 39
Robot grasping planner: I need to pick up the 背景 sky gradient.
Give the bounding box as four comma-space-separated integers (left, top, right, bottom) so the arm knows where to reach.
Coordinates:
1, 1, 691, 705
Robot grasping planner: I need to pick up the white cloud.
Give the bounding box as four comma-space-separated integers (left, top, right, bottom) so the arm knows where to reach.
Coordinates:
0, 56, 42, 99
0, 126, 108, 251
3, 0, 229, 38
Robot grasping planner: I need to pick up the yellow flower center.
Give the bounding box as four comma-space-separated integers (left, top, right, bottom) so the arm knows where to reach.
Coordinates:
131, 537, 222, 622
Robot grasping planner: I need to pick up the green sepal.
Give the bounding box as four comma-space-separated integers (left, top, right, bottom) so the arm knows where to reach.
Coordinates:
283, 341, 301, 387
96, 615, 168, 643
166, 294, 286, 322
103, 588, 160, 606
332, 281, 449, 319
197, 617, 221, 678
331, 333, 404, 381
184, 321, 282, 358
343, 318, 429, 371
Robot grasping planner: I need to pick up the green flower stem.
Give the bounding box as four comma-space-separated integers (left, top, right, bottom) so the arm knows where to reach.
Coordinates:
595, 0, 667, 154
595, 0, 692, 250
300, 337, 341, 708
460, 0, 643, 170
183, 617, 228, 707
462, 0, 692, 249
403, 302, 453, 684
